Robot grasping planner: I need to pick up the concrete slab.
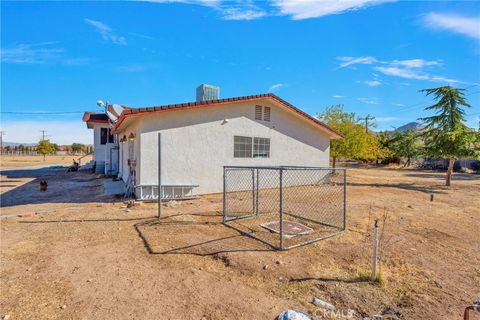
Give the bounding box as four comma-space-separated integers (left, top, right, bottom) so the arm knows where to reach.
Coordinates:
104, 179, 125, 196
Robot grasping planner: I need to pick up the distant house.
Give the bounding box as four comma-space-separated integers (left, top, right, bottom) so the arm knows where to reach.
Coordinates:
83, 86, 342, 199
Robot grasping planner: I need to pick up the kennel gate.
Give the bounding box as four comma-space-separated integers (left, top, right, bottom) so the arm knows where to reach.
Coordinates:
223, 166, 346, 250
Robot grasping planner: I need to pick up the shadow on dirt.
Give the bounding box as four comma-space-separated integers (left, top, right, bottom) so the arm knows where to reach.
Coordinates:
403, 172, 480, 181
347, 181, 447, 194
289, 276, 370, 284
0, 167, 117, 207
134, 214, 273, 256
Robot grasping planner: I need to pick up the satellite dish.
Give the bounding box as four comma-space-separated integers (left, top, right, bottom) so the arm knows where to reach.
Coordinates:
106, 110, 118, 122
111, 104, 125, 117
97, 100, 105, 107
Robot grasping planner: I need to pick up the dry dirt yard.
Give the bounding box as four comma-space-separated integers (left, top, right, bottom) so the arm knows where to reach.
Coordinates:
0, 154, 92, 170
0, 165, 479, 320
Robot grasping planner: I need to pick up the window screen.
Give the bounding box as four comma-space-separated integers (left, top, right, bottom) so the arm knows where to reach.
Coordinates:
255, 105, 262, 120
234, 136, 253, 158
100, 128, 108, 145
263, 107, 271, 122
253, 137, 270, 158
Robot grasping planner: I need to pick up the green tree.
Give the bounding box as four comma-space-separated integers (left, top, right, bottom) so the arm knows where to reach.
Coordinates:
318, 105, 386, 167
37, 140, 56, 160
420, 86, 479, 186
71, 143, 85, 153
389, 129, 421, 167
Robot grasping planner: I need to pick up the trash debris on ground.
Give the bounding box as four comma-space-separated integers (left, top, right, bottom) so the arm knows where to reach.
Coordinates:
312, 297, 335, 311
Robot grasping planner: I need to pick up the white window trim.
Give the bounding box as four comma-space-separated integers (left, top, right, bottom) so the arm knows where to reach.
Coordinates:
234, 135, 270, 158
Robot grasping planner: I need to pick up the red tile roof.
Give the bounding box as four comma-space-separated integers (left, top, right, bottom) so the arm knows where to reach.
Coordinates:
112, 93, 343, 138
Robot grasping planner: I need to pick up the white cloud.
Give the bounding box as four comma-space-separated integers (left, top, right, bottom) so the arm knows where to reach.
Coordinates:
374, 66, 428, 80
423, 12, 480, 40
364, 80, 382, 87
268, 83, 286, 92
222, 7, 266, 20
333, 95, 345, 98
0, 121, 92, 145
272, 0, 395, 20
391, 59, 441, 68
337, 56, 378, 68
337, 55, 463, 84
357, 97, 379, 105
144, 0, 391, 20
141, 0, 265, 20
374, 66, 460, 83
1, 42, 89, 65
393, 103, 405, 107
84, 19, 127, 45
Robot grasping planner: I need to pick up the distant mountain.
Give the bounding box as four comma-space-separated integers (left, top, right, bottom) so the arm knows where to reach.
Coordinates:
395, 122, 425, 133
1, 141, 37, 147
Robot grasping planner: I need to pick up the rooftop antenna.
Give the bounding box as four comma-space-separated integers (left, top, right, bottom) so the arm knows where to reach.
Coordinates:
97, 100, 109, 113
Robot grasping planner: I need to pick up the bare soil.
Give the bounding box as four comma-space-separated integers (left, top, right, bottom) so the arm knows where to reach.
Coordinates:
0, 154, 92, 170
1, 165, 479, 320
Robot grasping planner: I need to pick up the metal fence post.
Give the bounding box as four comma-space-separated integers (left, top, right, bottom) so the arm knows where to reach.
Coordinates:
251, 168, 255, 215
279, 168, 284, 250
223, 167, 227, 223
157, 132, 162, 219
255, 168, 259, 216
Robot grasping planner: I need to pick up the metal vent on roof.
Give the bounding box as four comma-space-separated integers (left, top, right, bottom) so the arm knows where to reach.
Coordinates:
255, 105, 262, 120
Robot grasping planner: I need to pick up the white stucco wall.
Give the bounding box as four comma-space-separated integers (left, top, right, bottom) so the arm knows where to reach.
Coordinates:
91, 123, 119, 175
128, 100, 330, 194
117, 120, 141, 184
92, 125, 107, 164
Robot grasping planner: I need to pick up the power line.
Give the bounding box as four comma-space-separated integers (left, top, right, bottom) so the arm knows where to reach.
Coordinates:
387, 89, 480, 117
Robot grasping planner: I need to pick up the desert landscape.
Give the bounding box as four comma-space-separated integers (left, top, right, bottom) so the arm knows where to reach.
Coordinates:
0, 155, 92, 171
1, 159, 479, 320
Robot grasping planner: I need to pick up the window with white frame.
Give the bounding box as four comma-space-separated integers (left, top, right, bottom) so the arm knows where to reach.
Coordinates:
233, 136, 252, 158
253, 137, 270, 158
234, 136, 270, 158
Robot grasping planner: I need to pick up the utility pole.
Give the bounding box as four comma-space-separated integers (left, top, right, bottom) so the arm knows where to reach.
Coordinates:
40, 130, 47, 141
360, 114, 375, 133
0, 131, 5, 154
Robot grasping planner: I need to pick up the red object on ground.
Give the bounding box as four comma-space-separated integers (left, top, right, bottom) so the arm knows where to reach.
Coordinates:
260, 220, 313, 238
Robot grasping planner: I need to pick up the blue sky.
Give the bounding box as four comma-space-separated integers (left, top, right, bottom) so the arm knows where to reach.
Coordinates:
1, 0, 479, 144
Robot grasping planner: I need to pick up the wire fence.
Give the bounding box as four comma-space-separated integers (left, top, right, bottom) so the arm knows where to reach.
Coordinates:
223, 166, 346, 250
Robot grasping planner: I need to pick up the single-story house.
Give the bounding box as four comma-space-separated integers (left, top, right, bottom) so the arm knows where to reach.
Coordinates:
82, 112, 118, 175
84, 86, 342, 200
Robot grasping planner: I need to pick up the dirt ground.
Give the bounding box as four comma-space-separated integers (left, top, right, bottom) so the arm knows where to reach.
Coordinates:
0, 154, 92, 170
0, 165, 479, 319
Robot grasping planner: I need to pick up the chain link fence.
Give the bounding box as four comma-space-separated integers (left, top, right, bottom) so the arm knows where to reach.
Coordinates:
223, 166, 346, 250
